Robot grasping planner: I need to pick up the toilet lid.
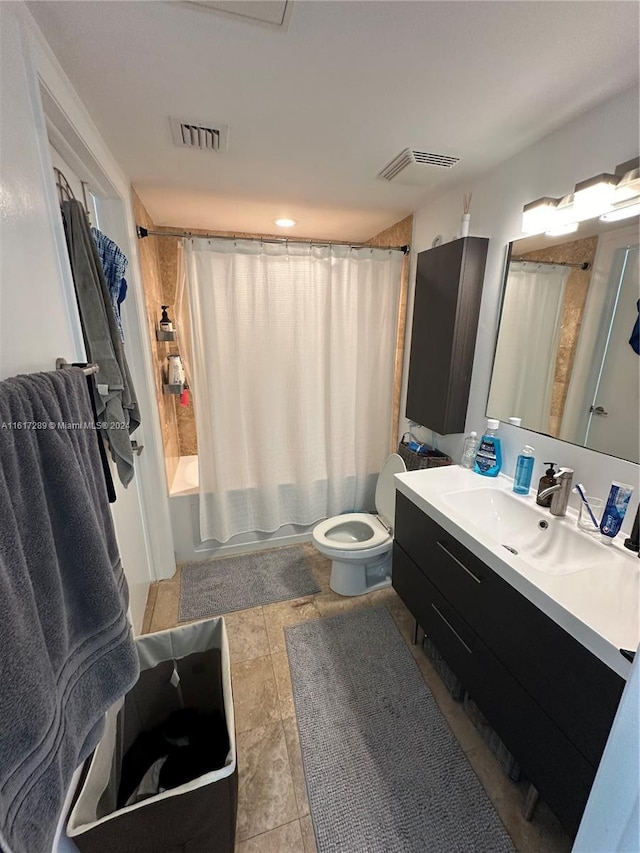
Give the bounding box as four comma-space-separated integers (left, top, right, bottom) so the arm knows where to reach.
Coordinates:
375, 453, 406, 529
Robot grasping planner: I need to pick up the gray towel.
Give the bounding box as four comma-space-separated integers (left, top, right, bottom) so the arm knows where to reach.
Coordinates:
61, 199, 140, 487
0, 368, 139, 853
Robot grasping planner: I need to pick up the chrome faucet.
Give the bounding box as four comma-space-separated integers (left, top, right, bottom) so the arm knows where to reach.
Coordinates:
538, 468, 574, 517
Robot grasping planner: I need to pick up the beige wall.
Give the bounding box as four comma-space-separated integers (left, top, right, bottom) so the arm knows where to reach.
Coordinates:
366, 215, 414, 449
131, 190, 180, 487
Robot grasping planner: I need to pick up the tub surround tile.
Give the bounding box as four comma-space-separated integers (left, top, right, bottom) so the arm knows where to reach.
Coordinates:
271, 652, 296, 720
235, 819, 303, 853
236, 721, 298, 841
232, 655, 280, 734
263, 597, 321, 655
282, 716, 310, 818
300, 815, 318, 853
223, 606, 269, 663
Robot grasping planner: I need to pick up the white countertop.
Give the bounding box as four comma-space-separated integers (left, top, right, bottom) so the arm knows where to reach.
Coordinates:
394, 465, 639, 680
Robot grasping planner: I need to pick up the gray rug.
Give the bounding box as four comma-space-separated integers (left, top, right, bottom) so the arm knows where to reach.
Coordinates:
285, 607, 516, 853
179, 545, 321, 621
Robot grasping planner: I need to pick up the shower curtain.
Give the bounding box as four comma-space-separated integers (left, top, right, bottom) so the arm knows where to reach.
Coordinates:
487, 262, 569, 432
177, 238, 403, 543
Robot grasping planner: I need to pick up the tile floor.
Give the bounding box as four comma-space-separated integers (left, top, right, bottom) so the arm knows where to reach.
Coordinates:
142, 544, 572, 853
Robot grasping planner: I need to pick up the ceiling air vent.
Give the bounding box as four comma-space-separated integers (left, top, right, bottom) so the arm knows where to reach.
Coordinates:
170, 118, 229, 152
378, 148, 460, 185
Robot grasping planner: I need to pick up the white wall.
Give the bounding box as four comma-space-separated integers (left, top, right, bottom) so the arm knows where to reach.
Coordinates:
0, 4, 178, 847
22, 4, 176, 588
0, 5, 85, 377
403, 85, 640, 529
403, 84, 640, 849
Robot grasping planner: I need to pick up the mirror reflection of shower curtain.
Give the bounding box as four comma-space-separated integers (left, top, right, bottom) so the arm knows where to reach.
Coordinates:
488, 262, 569, 432
181, 238, 403, 544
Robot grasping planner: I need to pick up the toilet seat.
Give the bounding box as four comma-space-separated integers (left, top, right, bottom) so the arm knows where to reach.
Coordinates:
310, 453, 407, 596
312, 512, 390, 552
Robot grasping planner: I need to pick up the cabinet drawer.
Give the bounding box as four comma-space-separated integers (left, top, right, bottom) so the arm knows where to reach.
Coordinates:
392, 543, 595, 836
394, 493, 624, 768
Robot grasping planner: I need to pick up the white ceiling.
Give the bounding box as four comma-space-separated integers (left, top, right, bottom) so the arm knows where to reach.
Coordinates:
28, 1, 640, 241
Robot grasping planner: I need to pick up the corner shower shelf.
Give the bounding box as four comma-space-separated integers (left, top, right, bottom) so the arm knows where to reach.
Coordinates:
163, 381, 184, 395
156, 328, 177, 342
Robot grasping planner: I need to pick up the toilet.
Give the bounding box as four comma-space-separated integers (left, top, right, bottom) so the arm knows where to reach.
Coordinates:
311, 453, 407, 596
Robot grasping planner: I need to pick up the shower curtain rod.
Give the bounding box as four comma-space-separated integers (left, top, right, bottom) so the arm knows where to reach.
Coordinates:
136, 226, 409, 254
511, 256, 591, 270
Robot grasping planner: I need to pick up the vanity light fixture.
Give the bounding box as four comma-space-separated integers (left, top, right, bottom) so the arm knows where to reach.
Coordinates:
521, 157, 640, 235
274, 218, 297, 227
599, 200, 640, 222
521, 197, 559, 234
572, 173, 619, 220
545, 193, 578, 235
613, 164, 640, 203
545, 223, 579, 236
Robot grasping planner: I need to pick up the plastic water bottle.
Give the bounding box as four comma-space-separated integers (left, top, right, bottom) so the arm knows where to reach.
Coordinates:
460, 431, 479, 469
513, 445, 535, 494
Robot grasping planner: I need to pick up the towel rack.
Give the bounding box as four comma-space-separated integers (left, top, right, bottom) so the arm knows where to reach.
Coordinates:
56, 358, 100, 376
54, 167, 91, 219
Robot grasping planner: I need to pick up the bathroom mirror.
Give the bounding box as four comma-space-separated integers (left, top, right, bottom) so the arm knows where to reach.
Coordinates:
487, 215, 640, 463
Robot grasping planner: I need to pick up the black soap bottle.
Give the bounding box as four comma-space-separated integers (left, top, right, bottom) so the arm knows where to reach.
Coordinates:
536, 463, 558, 508
159, 305, 173, 332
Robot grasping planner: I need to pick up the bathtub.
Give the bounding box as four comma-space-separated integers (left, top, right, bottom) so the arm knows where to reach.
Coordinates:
168, 455, 314, 562
170, 454, 199, 496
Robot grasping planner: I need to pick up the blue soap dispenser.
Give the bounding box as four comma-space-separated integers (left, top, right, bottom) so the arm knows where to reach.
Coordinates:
474, 418, 502, 477
513, 445, 535, 494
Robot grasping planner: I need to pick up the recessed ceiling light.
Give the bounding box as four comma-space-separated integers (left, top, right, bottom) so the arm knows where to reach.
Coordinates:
274, 218, 297, 227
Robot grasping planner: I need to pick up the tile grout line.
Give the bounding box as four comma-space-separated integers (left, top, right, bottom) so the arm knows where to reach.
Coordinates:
276, 653, 309, 822
236, 817, 302, 849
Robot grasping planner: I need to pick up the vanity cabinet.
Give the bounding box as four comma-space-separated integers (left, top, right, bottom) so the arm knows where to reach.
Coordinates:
406, 237, 488, 435
392, 491, 625, 836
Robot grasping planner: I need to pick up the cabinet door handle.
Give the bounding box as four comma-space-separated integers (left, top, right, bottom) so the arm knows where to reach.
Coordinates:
431, 604, 473, 654
437, 541, 483, 584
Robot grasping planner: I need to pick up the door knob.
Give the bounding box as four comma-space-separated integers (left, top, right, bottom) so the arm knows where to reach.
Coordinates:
589, 405, 608, 416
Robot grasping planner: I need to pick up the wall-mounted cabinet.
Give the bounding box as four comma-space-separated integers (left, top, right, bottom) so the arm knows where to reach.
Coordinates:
406, 236, 488, 435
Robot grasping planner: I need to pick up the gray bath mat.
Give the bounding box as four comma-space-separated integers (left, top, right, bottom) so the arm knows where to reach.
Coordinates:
285, 607, 515, 853
179, 545, 321, 621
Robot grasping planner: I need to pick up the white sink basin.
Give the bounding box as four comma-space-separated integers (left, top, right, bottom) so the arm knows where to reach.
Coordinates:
393, 465, 639, 677
441, 487, 604, 575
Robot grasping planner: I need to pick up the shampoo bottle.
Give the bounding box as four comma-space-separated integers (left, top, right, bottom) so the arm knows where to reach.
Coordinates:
474, 419, 502, 477
513, 445, 535, 495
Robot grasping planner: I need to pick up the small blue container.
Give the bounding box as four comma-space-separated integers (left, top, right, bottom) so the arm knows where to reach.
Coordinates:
513, 445, 535, 495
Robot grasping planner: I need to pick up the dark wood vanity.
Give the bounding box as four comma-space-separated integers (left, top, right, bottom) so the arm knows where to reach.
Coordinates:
392, 490, 626, 836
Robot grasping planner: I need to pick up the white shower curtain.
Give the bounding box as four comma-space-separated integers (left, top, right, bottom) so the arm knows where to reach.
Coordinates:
487, 262, 569, 432
178, 238, 403, 543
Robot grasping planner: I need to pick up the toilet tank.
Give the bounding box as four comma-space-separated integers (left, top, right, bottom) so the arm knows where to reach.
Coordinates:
375, 453, 406, 529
